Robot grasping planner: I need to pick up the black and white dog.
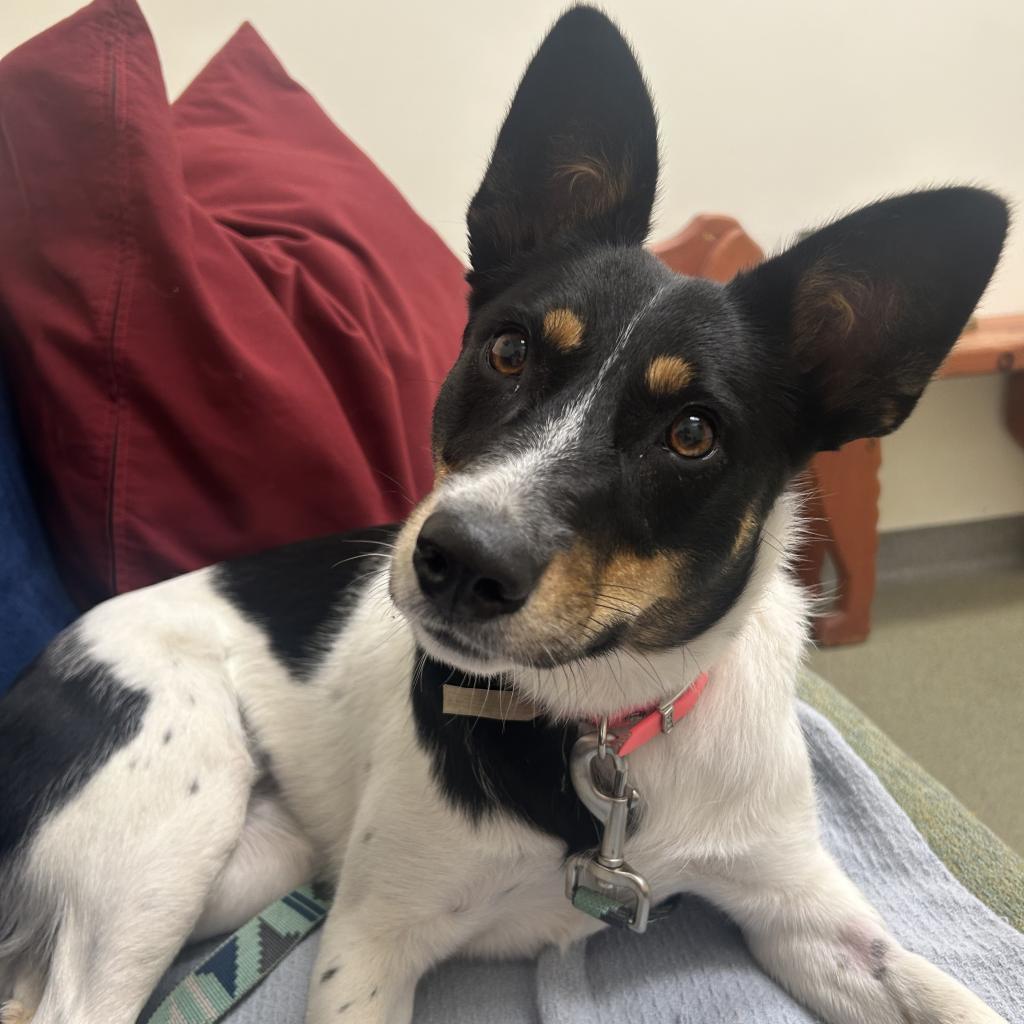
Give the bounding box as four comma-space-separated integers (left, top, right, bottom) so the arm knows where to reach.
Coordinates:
0, 8, 1010, 1024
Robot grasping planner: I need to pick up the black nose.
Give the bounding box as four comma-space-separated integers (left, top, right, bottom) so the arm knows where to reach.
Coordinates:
413, 509, 544, 621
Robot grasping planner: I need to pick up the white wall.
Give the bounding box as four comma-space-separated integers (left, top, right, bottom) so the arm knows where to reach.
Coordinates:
5, 0, 1024, 530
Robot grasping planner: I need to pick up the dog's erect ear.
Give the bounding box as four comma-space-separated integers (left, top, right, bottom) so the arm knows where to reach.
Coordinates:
466, 6, 658, 301
729, 188, 1008, 452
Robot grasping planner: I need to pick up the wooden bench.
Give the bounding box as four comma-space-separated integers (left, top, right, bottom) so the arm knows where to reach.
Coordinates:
797, 314, 1024, 644
653, 215, 1024, 645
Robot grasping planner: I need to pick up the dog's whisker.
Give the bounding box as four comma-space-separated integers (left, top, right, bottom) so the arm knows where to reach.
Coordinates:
329, 552, 393, 570
599, 582, 660, 602
368, 468, 418, 507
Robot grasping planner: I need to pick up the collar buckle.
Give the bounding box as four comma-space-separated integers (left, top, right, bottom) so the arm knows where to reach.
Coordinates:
609, 671, 711, 759
659, 700, 676, 734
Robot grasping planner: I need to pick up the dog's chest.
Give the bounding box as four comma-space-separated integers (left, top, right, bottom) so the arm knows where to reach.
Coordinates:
439, 783, 704, 959
408, 657, 730, 869
405, 683, 713, 952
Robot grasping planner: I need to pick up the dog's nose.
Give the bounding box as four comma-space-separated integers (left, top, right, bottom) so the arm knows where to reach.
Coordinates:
413, 510, 543, 620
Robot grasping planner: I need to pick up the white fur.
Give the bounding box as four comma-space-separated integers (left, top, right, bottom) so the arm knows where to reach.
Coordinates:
0, 494, 1006, 1024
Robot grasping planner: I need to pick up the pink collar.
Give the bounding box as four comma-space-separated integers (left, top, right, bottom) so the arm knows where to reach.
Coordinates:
440, 669, 711, 759
604, 671, 710, 757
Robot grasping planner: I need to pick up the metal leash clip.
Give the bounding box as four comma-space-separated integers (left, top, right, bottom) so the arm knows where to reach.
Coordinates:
565, 726, 651, 933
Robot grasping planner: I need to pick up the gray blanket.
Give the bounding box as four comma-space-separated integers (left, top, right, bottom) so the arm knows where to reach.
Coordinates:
145, 705, 1024, 1023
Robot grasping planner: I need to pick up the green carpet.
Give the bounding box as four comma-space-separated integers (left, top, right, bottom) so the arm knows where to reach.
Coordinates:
810, 565, 1024, 855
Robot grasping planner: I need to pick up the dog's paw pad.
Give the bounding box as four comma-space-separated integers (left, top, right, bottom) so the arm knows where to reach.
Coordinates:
0, 1000, 33, 1024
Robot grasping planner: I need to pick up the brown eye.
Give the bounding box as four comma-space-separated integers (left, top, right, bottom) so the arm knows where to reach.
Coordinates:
488, 330, 528, 376
668, 411, 716, 459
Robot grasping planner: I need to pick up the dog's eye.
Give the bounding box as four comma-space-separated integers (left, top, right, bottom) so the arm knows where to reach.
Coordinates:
488, 329, 528, 376
667, 410, 716, 459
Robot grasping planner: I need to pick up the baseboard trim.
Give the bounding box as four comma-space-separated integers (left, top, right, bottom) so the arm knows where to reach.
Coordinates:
877, 515, 1024, 583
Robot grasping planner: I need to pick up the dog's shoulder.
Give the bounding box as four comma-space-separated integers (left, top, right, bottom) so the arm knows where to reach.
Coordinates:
0, 631, 149, 863
213, 524, 400, 681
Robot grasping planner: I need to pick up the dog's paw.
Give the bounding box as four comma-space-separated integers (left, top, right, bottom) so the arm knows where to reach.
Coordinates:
0, 1000, 33, 1024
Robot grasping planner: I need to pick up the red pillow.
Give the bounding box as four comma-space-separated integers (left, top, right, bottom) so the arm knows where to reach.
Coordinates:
0, 0, 466, 606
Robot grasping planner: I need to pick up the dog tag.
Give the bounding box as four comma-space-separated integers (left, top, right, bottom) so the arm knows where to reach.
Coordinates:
565, 731, 651, 933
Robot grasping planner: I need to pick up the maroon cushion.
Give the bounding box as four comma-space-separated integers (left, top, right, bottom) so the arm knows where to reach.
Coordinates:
0, 0, 465, 606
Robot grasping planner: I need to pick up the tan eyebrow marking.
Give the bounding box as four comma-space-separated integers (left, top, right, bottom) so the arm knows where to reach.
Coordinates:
645, 355, 694, 396
543, 308, 585, 352
731, 505, 760, 559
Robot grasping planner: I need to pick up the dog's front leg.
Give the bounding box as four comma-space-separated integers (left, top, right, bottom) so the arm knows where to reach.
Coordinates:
700, 841, 1006, 1024
304, 878, 479, 1024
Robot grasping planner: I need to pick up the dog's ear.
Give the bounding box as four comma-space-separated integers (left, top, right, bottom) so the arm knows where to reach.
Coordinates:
729, 187, 1008, 451
466, 6, 658, 303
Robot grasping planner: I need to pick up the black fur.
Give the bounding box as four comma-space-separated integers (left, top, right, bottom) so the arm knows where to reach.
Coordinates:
214, 525, 399, 680
0, 632, 149, 862
729, 187, 1010, 451
410, 654, 601, 855
467, 6, 658, 306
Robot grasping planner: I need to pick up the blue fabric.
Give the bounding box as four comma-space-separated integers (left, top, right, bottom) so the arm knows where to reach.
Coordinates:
149, 705, 1024, 1024
0, 363, 76, 693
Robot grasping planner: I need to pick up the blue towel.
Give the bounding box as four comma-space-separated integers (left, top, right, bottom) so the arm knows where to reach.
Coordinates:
147, 703, 1024, 1023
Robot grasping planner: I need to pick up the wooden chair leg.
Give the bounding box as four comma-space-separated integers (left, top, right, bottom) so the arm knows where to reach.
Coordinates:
1007, 371, 1024, 450
801, 439, 882, 646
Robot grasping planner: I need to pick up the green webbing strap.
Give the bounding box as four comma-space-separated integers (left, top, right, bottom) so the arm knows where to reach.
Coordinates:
571, 884, 630, 924
143, 885, 330, 1024
145, 873, 681, 1022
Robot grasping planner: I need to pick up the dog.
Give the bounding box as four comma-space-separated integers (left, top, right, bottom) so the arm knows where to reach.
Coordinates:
0, 7, 1011, 1024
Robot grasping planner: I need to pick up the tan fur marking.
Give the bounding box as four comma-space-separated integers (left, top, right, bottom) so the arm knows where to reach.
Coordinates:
793, 267, 870, 352
543, 308, 585, 352
794, 268, 903, 354
527, 542, 598, 623
645, 355, 694, 396
589, 550, 684, 633
552, 153, 633, 219
521, 544, 684, 648
391, 490, 443, 593
555, 158, 606, 191
731, 506, 760, 559
431, 441, 451, 483
876, 399, 902, 432
825, 289, 857, 335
